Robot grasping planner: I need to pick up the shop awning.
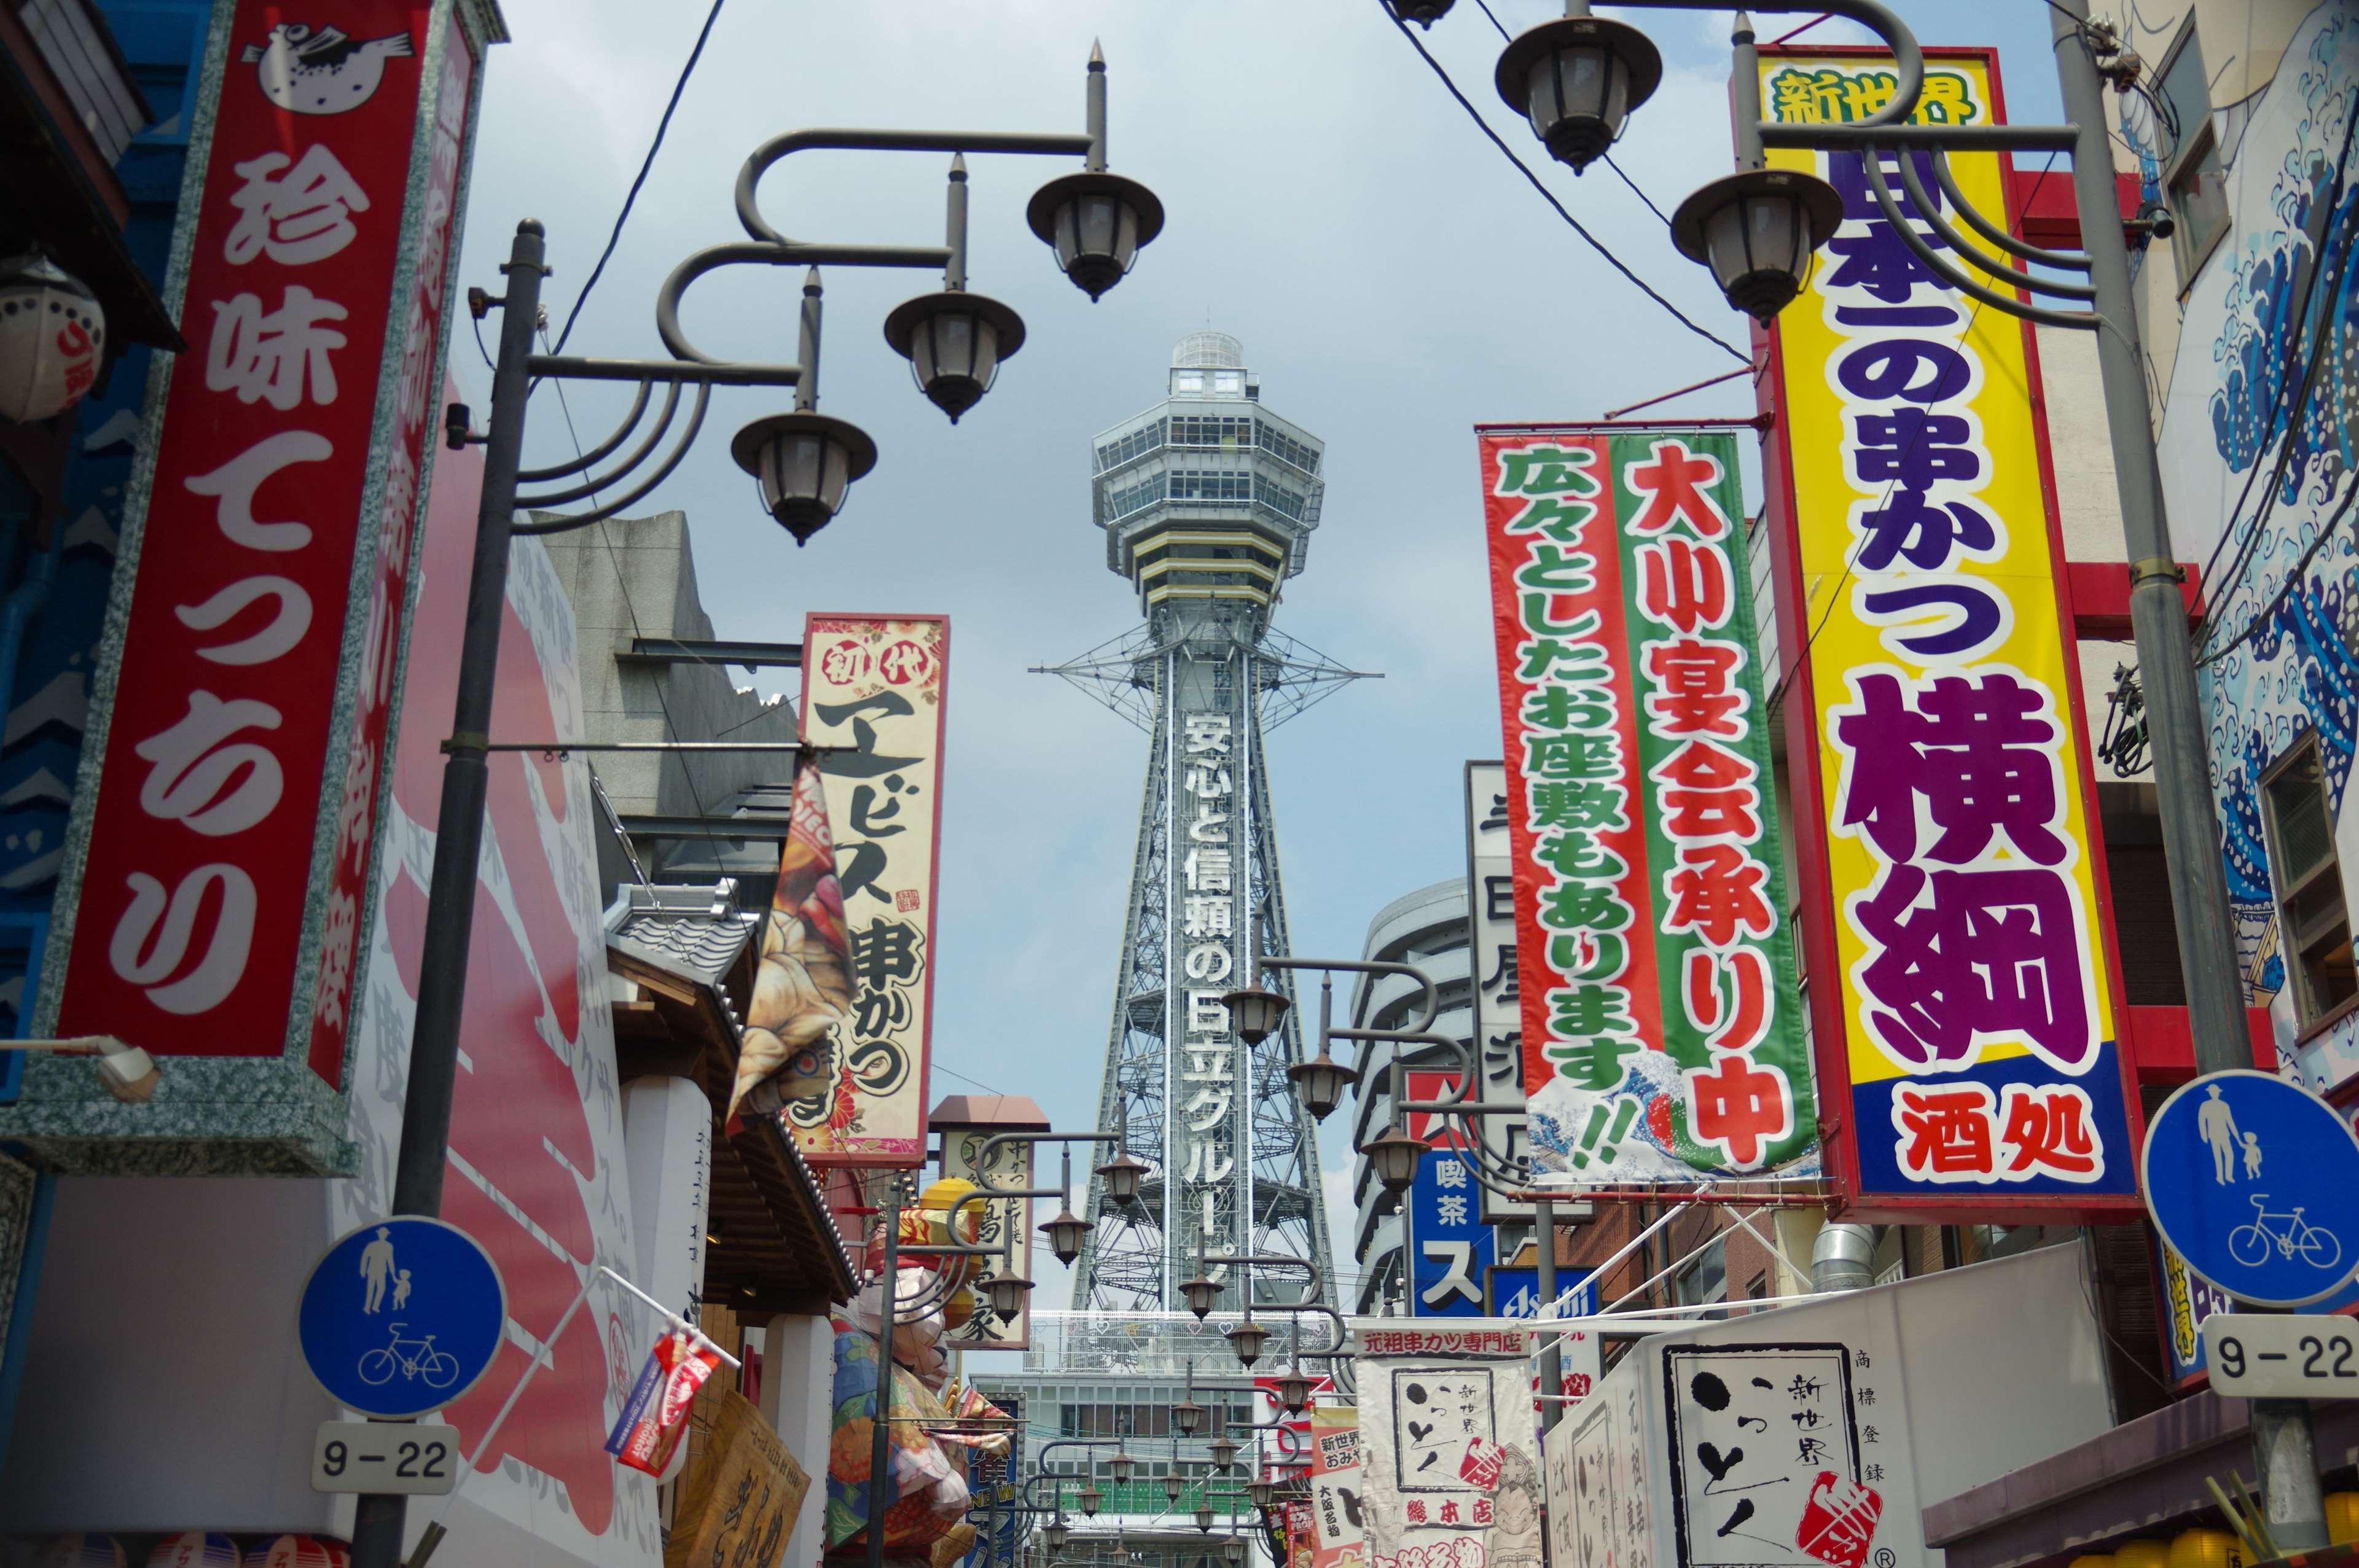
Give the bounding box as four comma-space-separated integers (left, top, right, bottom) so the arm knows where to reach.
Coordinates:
607, 882, 857, 1311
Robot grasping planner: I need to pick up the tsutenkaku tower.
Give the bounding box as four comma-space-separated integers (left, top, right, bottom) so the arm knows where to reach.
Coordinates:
1044, 332, 1364, 1313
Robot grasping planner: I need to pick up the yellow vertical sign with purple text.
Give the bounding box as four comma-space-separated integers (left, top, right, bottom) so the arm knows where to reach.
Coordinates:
1759, 48, 2141, 1214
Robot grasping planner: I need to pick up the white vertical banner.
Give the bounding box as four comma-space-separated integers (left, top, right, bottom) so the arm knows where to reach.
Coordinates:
1464, 762, 1532, 1223
1353, 1322, 1545, 1568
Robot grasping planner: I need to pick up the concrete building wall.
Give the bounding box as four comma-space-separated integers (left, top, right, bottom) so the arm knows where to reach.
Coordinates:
541, 512, 800, 895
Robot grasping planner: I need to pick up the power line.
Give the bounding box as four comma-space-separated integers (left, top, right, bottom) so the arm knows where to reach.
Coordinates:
1602, 154, 1675, 230
2195, 475, 2359, 668
1384, 4, 1752, 366
547, 0, 729, 361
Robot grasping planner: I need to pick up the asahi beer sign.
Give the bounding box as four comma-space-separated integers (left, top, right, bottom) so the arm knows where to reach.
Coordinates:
1479, 426, 1814, 1187
788, 614, 947, 1166
19, 0, 482, 1172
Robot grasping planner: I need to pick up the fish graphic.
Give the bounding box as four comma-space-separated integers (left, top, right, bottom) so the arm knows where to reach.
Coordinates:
241, 23, 414, 115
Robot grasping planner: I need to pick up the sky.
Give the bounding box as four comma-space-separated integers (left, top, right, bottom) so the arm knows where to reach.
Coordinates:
453, 0, 2075, 1317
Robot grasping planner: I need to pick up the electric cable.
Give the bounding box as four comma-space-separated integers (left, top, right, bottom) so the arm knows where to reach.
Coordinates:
546, 0, 729, 361
2194, 472, 2359, 668
1384, 3, 1753, 366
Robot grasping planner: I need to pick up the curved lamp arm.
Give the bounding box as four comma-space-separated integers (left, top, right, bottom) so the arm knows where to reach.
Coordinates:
1860, 149, 2099, 329
1887, 147, 2097, 301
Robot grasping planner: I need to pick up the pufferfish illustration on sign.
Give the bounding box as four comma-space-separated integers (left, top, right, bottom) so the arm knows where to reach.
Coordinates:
241, 23, 415, 114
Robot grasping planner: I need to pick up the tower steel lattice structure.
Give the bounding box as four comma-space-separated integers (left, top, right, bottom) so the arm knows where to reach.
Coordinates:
1039, 333, 1368, 1313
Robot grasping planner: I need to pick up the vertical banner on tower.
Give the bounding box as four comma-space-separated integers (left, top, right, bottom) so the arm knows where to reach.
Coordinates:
23, 0, 481, 1169
1756, 48, 2142, 1215
1480, 424, 1815, 1186
789, 615, 948, 1166
1173, 689, 1248, 1274
1465, 762, 1533, 1222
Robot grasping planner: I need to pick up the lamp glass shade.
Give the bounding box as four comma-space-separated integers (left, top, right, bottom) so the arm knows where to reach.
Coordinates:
1225, 1539, 1248, 1566
1221, 985, 1290, 1045
0, 255, 104, 425
1164, 1474, 1185, 1503
1174, 1398, 1206, 1436
1525, 43, 1630, 166
1275, 1372, 1313, 1416
730, 413, 878, 546
1226, 1321, 1270, 1367
1029, 173, 1164, 302
1670, 168, 1844, 323
1247, 1480, 1278, 1510
1181, 1275, 1223, 1320
1195, 1508, 1216, 1534
1044, 1209, 1091, 1265
1109, 1453, 1136, 1483
1045, 1524, 1070, 1551
886, 291, 1026, 423
1079, 1488, 1103, 1517
1095, 1152, 1149, 1205
982, 1274, 1035, 1317
1210, 1437, 1239, 1471
1364, 1126, 1426, 1194
1289, 1055, 1354, 1121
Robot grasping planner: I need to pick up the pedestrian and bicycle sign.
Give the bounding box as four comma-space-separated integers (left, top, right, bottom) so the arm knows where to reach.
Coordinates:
298, 1217, 505, 1419
2142, 1071, 2359, 1308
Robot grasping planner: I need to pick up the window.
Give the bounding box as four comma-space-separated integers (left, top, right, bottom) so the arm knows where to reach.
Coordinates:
1175, 370, 1205, 392
2261, 735, 2357, 1030
2155, 24, 2228, 281
1675, 1239, 1727, 1306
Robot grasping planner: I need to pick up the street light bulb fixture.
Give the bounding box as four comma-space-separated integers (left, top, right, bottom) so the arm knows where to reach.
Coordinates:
1246, 1479, 1279, 1511
1361, 1124, 1428, 1197
1027, 173, 1166, 300
1219, 985, 1290, 1045
1175, 1397, 1207, 1437
1079, 1487, 1104, 1518
1224, 1537, 1248, 1567
1195, 1507, 1216, 1535
1165, 1472, 1186, 1504
1273, 1367, 1315, 1417
1210, 1436, 1240, 1472
1226, 1319, 1270, 1368
1180, 1274, 1224, 1320
1388, 0, 1456, 24
883, 291, 1027, 423
1109, 1450, 1137, 1484
1095, 1150, 1151, 1207
1493, 15, 1662, 173
1669, 167, 1844, 323
730, 412, 878, 545
1043, 1204, 1092, 1266
1045, 1521, 1071, 1552
981, 1272, 1036, 1318
1288, 1050, 1356, 1121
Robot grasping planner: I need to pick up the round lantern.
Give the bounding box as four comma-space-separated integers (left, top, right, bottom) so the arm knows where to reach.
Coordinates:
35, 1537, 126, 1568
2168, 1531, 2242, 1568
0, 254, 104, 424
2114, 1543, 2170, 1568
242, 1537, 350, 1568
151, 1536, 241, 1568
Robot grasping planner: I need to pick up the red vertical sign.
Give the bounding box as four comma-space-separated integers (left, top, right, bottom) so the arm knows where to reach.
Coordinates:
55, 1, 465, 1078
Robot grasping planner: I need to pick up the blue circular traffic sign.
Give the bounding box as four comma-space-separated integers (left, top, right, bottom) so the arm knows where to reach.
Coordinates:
2143, 1070, 2359, 1308
299, 1217, 506, 1419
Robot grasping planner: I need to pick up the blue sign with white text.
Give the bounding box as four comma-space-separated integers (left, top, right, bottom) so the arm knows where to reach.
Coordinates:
299, 1216, 507, 1419
1409, 1141, 1495, 1317
2143, 1071, 2359, 1307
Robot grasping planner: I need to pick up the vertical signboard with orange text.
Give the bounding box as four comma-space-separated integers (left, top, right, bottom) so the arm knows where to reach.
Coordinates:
1756, 47, 2141, 1215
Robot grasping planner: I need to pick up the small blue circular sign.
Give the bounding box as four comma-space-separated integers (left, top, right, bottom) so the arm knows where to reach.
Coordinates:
298, 1217, 506, 1419
2142, 1070, 2359, 1308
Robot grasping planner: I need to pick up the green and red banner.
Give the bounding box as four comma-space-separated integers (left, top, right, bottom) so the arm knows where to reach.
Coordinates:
1479, 425, 1816, 1185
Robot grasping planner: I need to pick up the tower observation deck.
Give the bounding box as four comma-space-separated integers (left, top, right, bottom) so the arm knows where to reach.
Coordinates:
1041, 333, 1368, 1313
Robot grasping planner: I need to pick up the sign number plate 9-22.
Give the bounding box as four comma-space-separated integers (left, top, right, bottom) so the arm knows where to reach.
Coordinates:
2201, 1314, 2359, 1400
311, 1420, 461, 1494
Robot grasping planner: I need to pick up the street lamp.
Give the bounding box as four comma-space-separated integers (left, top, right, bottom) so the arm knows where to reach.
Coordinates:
1669, 169, 1843, 322
1025, 44, 1166, 300
1226, 1319, 1271, 1368
1360, 1123, 1428, 1198
1224, 1538, 1248, 1567
1210, 1435, 1240, 1472
1287, 1048, 1356, 1123
1175, 1395, 1207, 1437
1044, 1521, 1070, 1553
1219, 984, 1289, 1045
1181, 1272, 1224, 1320
884, 155, 1029, 423
1079, 1488, 1104, 1518
1271, 1366, 1316, 1418
1492, 7, 1662, 173
730, 404, 878, 545
1389, 0, 1457, 23
1195, 1507, 1218, 1534
1165, 1472, 1186, 1504
982, 1273, 1036, 1317
1246, 1479, 1278, 1512
1043, 1203, 1092, 1266
1095, 1149, 1151, 1207
1108, 1450, 1137, 1484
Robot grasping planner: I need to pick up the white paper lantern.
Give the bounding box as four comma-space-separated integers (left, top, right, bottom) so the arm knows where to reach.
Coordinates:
0, 254, 106, 424
241, 1538, 349, 1568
